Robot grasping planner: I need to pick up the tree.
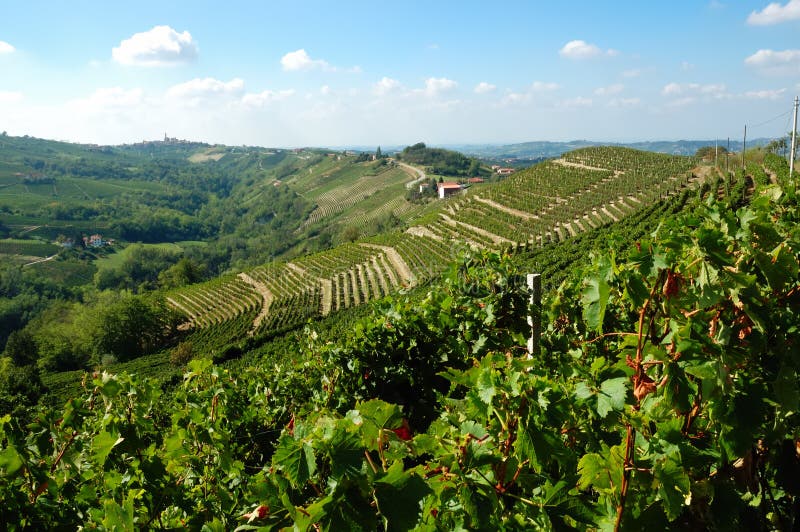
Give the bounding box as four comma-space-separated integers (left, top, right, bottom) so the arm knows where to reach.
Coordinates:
376, 146, 383, 159
695, 145, 727, 159
340, 225, 360, 243
0, 359, 44, 416
158, 258, 206, 289
4, 330, 37, 367
92, 295, 171, 362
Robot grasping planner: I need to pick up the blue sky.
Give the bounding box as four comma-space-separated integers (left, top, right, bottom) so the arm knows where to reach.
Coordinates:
0, 0, 798, 147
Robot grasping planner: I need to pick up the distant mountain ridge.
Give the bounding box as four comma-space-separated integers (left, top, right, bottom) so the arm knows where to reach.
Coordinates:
439, 138, 775, 159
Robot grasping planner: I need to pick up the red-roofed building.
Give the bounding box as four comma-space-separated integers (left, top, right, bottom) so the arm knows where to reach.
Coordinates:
467, 177, 485, 184
437, 182, 462, 199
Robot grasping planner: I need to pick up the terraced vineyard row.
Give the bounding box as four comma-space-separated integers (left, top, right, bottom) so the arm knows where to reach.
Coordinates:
167, 147, 707, 338
303, 166, 408, 226
406, 146, 698, 247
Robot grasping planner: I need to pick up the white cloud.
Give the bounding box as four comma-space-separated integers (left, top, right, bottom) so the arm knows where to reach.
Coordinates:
68, 87, 144, 113
531, 81, 560, 91
559, 40, 617, 59
743, 88, 787, 99
681, 61, 695, 70
747, 0, 800, 25
320, 85, 331, 96
166, 77, 244, 99
373, 77, 401, 95
423, 77, 457, 97
0, 41, 15, 54
0, 91, 23, 103
500, 92, 531, 105
241, 89, 294, 108
281, 49, 330, 71
559, 96, 593, 108
662, 82, 729, 98
594, 83, 624, 96
474, 82, 496, 94
607, 97, 641, 108
667, 97, 697, 107
621, 69, 642, 78
745, 49, 800, 74
112, 26, 197, 66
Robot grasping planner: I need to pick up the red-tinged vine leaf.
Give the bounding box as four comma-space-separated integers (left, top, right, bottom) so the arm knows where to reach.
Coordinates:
662, 269, 681, 299
242, 505, 269, 523
391, 419, 413, 441
634, 373, 657, 403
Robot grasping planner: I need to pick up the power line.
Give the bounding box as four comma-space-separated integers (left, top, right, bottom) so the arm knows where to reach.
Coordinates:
748, 109, 791, 130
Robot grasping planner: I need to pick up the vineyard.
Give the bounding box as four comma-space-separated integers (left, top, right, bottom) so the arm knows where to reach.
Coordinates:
166, 147, 706, 338
0, 238, 59, 258
5, 151, 799, 529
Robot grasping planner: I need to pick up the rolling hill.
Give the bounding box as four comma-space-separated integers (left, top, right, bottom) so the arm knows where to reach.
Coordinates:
164, 146, 706, 340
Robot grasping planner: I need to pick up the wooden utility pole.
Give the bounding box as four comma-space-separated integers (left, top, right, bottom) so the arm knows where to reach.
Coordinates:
791, 96, 798, 180
726, 137, 730, 174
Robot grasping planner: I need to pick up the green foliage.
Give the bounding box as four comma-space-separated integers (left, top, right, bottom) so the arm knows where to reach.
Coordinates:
4, 140, 800, 529
398, 142, 488, 177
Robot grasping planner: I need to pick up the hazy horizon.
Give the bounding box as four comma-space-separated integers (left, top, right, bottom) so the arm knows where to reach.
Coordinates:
1, 1, 799, 147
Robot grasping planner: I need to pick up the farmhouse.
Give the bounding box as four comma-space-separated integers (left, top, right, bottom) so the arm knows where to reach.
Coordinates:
467, 177, 485, 184
496, 167, 515, 175
437, 182, 462, 199
83, 234, 107, 247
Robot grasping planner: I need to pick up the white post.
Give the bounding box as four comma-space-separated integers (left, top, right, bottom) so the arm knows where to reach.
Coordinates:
790, 96, 798, 181
527, 273, 541, 358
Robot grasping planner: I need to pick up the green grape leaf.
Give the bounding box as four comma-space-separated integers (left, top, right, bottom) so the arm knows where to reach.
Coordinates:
272, 434, 316, 487
0, 446, 23, 477
654, 457, 690, 521
597, 377, 627, 418
92, 430, 124, 467
581, 277, 610, 333
476, 368, 496, 405
374, 461, 432, 531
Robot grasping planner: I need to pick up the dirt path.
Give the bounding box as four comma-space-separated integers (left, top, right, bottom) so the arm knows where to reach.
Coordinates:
166, 296, 197, 321
552, 159, 609, 172
360, 244, 414, 284
372, 256, 392, 294
22, 254, 58, 267
394, 160, 428, 189
237, 272, 274, 334
439, 213, 513, 246
286, 262, 307, 275
406, 226, 441, 240
601, 207, 619, 222
474, 195, 534, 220
320, 278, 333, 315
